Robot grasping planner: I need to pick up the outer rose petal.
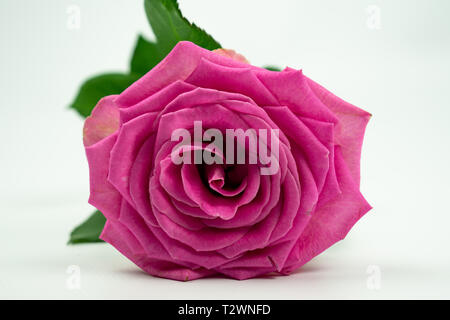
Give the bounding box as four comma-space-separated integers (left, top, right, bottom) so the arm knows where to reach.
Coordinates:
83, 96, 122, 220
85, 134, 121, 220
263, 106, 329, 193
119, 80, 196, 124
101, 220, 214, 281
108, 112, 158, 206
83, 95, 120, 147
256, 69, 339, 124
307, 78, 372, 186
300, 117, 341, 205
282, 146, 372, 274
129, 134, 158, 226
213, 48, 250, 64
185, 58, 278, 106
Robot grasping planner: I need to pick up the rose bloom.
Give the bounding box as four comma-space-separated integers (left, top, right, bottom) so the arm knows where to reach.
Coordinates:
83, 41, 372, 280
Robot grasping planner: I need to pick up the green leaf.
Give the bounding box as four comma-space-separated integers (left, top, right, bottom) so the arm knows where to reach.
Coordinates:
130, 34, 164, 75
70, 72, 140, 118
264, 66, 282, 72
144, 0, 221, 57
68, 210, 106, 244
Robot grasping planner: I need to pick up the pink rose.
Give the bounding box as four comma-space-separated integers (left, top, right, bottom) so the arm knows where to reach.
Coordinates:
84, 41, 371, 280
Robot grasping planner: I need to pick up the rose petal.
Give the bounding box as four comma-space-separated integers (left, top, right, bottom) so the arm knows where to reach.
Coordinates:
256, 69, 338, 124
85, 133, 121, 220
83, 95, 120, 147
264, 106, 330, 193
148, 223, 240, 269
108, 112, 158, 206
213, 48, 250, 64
129, 134, 158, 226
307, 78, 371, 186
186, 58, 278, 106
150, 180, 205, 231
119, 80, 196, 124
101, 218, 214, 281
300, 117, 341, 205
281, 146, 372, 273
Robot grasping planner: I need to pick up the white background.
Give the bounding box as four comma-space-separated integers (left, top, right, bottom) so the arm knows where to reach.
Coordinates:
1, 0, 449, 299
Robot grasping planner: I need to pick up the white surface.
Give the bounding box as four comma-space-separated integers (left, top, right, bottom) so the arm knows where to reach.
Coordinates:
1, 0, 450, 299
